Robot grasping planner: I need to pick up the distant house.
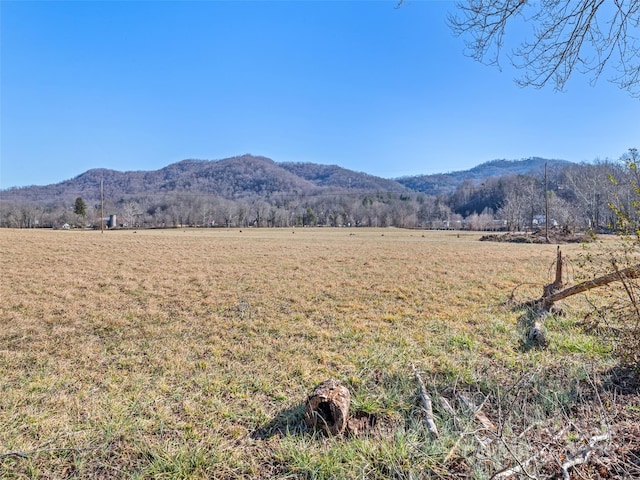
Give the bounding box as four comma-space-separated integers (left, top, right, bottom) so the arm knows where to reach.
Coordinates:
61, 223, 70, 230
532, 215, 558, 228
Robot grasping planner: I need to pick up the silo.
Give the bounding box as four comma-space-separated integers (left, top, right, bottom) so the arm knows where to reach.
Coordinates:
108, 214, 117, 228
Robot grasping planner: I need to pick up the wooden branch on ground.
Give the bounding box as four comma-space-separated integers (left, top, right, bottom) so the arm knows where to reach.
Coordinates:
524, 247, 640, 309
0, 451, 30, 459
412, 365, 439, 437
491, 426, 569, 479
561, 432, 610, 480
544, 264, 640, 306
457, 392, 496, 449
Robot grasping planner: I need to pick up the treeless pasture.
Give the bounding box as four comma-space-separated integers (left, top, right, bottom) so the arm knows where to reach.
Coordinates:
0, 229, 631, 478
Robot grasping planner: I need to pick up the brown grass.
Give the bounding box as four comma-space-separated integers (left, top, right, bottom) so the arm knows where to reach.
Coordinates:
0, 228, 632, 478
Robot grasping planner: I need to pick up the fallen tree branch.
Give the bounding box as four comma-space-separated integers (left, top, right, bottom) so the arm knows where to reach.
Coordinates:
523, 248, 640, 309
0, 451, 30, 459
561, 432, 610, 480
546, 264, 640, 304
504, 282, 543, 306
412, 365, 439, 438
491, 426, 569, 479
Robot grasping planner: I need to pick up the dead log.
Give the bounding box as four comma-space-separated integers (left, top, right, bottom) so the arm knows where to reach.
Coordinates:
304, 379, 350, 435
525, 247, 640, 309
540, 263, 640, 308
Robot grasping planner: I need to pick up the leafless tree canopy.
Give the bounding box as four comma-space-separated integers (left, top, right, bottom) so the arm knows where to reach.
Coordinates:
447, 0, 640, 96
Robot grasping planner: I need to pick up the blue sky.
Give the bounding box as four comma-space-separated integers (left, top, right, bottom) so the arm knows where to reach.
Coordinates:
1, 0, 638, 189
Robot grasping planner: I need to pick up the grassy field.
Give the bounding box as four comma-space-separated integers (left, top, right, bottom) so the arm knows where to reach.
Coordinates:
1, 228, 637, 479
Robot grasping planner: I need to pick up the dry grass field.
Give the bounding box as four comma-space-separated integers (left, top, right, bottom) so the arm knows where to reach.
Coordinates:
1, 228, 638, 479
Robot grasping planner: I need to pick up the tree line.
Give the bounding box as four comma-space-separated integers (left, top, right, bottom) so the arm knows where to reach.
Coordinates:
1, 151, 637, 232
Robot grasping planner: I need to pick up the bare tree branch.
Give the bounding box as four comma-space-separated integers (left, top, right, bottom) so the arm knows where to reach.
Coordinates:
448, 0, 640, 96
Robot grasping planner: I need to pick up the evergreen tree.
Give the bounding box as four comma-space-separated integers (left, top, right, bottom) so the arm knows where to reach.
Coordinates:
74, 197, 87, 226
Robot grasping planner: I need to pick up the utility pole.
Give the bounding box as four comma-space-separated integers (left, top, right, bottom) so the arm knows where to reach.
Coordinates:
545, 162, 549, 243
100, 177, 105, 233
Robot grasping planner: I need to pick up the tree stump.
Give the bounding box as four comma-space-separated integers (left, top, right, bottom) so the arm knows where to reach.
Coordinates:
304, 379, 350, 435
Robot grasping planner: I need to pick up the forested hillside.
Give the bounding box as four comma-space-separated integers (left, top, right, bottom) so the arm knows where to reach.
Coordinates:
1, 152, 636, 232
396, 158, 571, 195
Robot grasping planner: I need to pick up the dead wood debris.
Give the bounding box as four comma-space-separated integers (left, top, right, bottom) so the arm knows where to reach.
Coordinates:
304, 379, 351, 436
412, 365, 439, 438
561, 433, 610, 480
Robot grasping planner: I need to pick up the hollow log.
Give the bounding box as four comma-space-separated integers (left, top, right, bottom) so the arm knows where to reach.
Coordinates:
304, 379, 350, 435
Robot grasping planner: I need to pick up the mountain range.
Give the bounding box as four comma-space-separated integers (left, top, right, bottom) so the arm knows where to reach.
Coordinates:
1, 154, 572, 207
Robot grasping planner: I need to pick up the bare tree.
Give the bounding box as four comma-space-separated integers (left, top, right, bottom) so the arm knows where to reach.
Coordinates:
219, 199, 238, 228
467, 208, 495, 231
197, 199, 216, 227
252, 200, 270, 227
497, 175, 542, 231
547, 193, 578, 232
560, 161, 621, 230
122, 201, 142, 228
447, 0, 640, 96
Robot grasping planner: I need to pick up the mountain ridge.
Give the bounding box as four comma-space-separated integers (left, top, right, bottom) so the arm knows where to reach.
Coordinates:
395, 157, 572, 196
1, 155, 572, 206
